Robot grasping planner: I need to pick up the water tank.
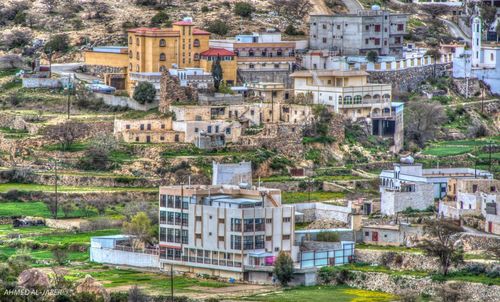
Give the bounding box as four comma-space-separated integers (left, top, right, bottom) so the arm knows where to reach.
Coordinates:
400, 155, 414, 164
371, 5, 380, 10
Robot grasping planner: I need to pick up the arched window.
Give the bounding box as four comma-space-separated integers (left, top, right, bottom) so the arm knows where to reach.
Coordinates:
136, 64, 139, 72
193, 39, 200, 47
136, 52, 140, 60
129, 50, 133, 58
129, 63, 132, 70
382, 94, 390, 101
159, 39, 166, 47
363, 94, 371, 101
354, 95, 362, 104
159, 65, 166, 72
383, 108, 391, 114
194, 53, 200, 61
373, 94, 380, 102
136, 38, 139, 45
249, 49, 254, 57
129, 37, 132, 44
159, 53, 166, 61
344, 96, 352, 105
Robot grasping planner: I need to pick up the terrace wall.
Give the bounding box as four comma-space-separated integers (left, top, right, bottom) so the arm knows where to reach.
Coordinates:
90, 247, 159, 268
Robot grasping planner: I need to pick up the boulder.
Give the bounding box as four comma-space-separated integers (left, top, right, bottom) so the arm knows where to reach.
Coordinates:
18, 268, 50, 289
75, 275, 110, 302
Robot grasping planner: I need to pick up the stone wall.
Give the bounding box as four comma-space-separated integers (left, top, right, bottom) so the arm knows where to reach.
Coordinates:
83, 65, 125, 77
238, 70, 293, 88
355, 249, 440, 272
457, 233, 500, 253
0, 113, 42, 135
95, 93, 159, 111
368, 63, 451, 93
452, 78, 481, 98
22, 78, 62, 89
295, 202, 352, 223
330, 271, 500, 302
26, 173, 164, 188
158, 73, 192, 113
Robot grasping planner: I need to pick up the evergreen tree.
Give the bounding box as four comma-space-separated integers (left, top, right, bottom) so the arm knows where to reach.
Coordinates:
273, 251, 294, 286
211, 56, 223, 91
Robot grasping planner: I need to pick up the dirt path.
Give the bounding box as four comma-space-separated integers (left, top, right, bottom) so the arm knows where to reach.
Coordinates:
310, 0, 332, 14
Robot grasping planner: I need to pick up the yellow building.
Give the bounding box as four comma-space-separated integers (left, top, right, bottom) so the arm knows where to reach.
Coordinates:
199, 48, 238, 85
83, 17, 210, 92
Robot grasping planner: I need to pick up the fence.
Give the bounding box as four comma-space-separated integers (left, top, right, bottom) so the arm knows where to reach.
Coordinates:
299, 242, 355, 268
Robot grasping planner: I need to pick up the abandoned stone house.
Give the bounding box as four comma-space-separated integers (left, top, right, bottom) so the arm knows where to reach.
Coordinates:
439, 178, 500, 235
360, 223, 424, 246
113, 117, 184, 144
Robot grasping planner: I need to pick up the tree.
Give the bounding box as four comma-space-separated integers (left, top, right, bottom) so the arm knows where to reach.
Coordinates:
284, 24, 304, 36
404, 101, 446, 147
123, 201, 158, 225
234, 2, 254, 18
41, 0, 59, 13
273, 251, 294, 286
44, 34, 71, 53
133, 81, 156, 104
317, 231, 340, 242
211, 56, 223, 91
206, 20, 230, 36
60, 201, 74, 218
44, 196, 59, 219
123, 212, 155, 245
78, 133, 119, 171
418, 219, 464, 276
44, 120, 89, 151
128, 285, 147, 302
366, 51, 378, 63
272, 0, 312, 24
51, 245, 68, 265
150, 11, 171, 27
420, 4, 448, 19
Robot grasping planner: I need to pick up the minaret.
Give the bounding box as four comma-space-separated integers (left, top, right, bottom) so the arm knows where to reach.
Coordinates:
471, 16, 482, 67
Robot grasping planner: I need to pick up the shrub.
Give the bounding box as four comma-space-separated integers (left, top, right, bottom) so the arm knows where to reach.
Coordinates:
150, 11, 171, 27
316, 231, 340, 242
366, 50, 378, 63
234, 2, 253, 18
201, 6, 209, 12
206, 20, 230, 36
284, 24, 305, 36
133, 81, 156, 104
1, 27, 32, 49
44, 34, 71, 53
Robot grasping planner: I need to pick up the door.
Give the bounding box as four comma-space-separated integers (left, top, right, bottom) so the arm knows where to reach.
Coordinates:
488, 222, 493, 233
146, 136, 151, 143
372, 231, 378, 242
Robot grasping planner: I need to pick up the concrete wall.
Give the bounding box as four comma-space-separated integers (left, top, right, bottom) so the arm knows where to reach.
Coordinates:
381, 183, 434, 215
238, 70, 293, 88
90, 247, 159, 268
96, 92, 158, 111
22, 78, 62, 89
294, 202, 352, 223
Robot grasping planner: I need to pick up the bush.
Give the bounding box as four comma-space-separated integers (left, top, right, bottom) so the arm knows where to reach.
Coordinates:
284, 24, 305, 36
201, 6, 209, 12
316, 231, 340, 242
206, 20, 230, 36
234, 2, 253, 18
44, 34, 71, 53
1, 27, 32, 49
366, 50, 378, 63
150, 11, 171, 27
318, 267, 352, 284
133, 81, 156, 104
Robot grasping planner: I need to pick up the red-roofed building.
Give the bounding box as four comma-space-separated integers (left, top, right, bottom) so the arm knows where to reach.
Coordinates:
199, 48, 238, 84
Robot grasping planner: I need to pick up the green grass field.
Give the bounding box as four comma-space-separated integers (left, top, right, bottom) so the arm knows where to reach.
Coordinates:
0, 224, 53, 236
0, 246, 88, 262
0, 183, 157, 193
31, 229, 121, 245
65, 267, 229, 294
0, 201, 110, 218
241, 285, 397, 302
282, 191, 345, 204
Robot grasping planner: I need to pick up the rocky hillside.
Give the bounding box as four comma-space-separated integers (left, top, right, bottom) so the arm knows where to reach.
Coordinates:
0, 0, 337, 62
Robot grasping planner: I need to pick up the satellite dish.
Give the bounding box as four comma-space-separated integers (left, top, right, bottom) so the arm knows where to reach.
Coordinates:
371, 5, 380, 11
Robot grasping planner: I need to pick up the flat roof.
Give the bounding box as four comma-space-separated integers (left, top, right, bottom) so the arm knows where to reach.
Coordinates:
290, 70, 369, 78
208, 195, 261, 205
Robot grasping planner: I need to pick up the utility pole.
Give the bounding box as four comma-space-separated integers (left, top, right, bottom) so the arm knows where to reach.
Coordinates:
54, 159, 58, 219
481, 75, 485, 113
170, 264, 174, 302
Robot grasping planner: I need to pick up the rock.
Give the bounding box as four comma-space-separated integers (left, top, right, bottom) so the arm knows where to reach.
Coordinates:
75, 275, 110, 302
18, 268, 50, 289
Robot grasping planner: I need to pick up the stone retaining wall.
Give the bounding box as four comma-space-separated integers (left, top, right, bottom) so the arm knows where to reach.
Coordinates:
95, 93, 159, 111
335, 271, 499, 302
368, 63, 451, 93
355, 249, 440, 272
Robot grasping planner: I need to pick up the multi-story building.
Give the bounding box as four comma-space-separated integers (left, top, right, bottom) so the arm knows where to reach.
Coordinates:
199, 48, 238, 85
290, 69, 403, 151
210, 29, 306, 86
84, 17, 211, 94
113, 116, 184, 144
309, 9, 408, 56
158, 184, 298, 279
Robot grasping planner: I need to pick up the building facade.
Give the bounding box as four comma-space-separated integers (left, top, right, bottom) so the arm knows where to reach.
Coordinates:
158, 185, 297, 279
199, 48, 238, 85
309, 10, 408, 56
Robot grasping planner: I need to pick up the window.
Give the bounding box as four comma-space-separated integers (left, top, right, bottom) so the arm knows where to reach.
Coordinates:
193, 39, 200, 47
249, 64, 255, 69
243, 236, 254, 250
322, 38, 327, 43
159, 39, 166, 47
365, 232, 369, 236
266, 218, 272, 224
160, 136, 164, 141
195, 234, 202, 239
374, 38, 380, 46
194, 53, 199, 61
218, 218, 225, 223
374, 24, 381, 32
129, 50, 133, 58
159, 53, 166, 61
136, 52, 140, 60
274, 64, 279, 69
225, 128, 231, 134
395, 37, 401, 44
365, 39, 369, 45
397, 24, 404, 31
159, 65, 166, 72
136, 37, 139, 45
283, 235, 290, 240
129, 36, 133, 44
266, 236, 272, 241
231, 235, 241, 249
365, 25, 369, 31
140, 124, 144, 130
125, 124, 130, 130
249, 50, 254, 57
207, 126, 212, 133
195, 216, 202, 222
283, 217, 291, 222
218, 236, 224, 241
135, 136, 139, 142
136, 64, 139, 72
491, 186, 496, 192
472, 184, 478, 193
147, 124, 151, 130
322, 24, 327, 29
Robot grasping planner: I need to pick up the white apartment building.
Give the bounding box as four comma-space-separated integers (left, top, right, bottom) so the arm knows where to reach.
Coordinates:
158, 184, 297, 280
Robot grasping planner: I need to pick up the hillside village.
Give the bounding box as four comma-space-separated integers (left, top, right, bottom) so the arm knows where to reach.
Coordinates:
0, 0, 499, 301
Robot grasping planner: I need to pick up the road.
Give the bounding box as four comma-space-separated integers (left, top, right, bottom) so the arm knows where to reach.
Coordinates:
341, 0, 363, 13
51, 63, 100, 83
446, 99, 499, 108
440, 18, 470, 41
310, 0, 363, 14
